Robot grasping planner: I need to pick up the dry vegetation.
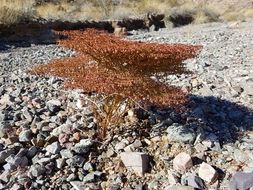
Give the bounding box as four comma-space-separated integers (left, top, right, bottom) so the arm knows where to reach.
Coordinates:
29, 29, 201, 138
0, 0, 253, 25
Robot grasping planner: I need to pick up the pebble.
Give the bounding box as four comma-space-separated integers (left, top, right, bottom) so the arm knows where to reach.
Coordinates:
45, 142, 61, 154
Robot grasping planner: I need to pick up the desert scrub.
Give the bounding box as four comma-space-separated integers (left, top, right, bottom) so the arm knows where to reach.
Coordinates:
0, 0, 35, 25
29, 29, 201, 138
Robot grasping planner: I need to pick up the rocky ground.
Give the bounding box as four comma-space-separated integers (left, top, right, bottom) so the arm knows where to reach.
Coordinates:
0, 20, 253, 190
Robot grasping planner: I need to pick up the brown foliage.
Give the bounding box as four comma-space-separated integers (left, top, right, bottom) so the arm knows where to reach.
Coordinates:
30, 29, 201, 107
29, 29, 202, 139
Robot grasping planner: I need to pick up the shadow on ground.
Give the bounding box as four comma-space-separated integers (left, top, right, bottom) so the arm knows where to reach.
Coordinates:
148, 94, 253, 146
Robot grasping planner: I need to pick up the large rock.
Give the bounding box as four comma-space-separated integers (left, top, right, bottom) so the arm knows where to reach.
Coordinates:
198, 162, 218, 183
167, 123, 196, 144
173, 152, 193, 173
120, 152, 149, 176
230, 172, 253, 190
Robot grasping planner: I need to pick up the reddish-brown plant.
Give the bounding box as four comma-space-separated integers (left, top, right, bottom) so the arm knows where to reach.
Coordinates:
29, 29, 201, 138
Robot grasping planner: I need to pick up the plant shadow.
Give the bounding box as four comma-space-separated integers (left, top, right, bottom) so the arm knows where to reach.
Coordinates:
150, 94, 253, 146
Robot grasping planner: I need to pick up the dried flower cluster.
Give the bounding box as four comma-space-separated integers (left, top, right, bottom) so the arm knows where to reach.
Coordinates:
30, 29, 201, 107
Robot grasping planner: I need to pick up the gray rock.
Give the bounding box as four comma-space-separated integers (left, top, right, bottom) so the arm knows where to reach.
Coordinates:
29, 164, 46, 177
45, 142, 61, 154
0, 122, 10, 138
60, 149, 74, 158
185, 175, 206, 190
72, 139, 93, 154
67, 173, 77, 182
19, 129, 32, 142
0, 170, 11, 183
66, 155, 85, 167
167, 123, 196, 144
0, 149, 14, 163
46, 99, 61, 113
83, 162, 94, 171
230, 172, 253, 190
6, 154, 28, 167
70, 181, 86, 190
27, 146, 38, 158
166, 185, 195, 190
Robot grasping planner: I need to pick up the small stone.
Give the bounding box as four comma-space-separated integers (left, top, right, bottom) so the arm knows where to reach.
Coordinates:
173, 152, 193, 173
60, 149, 73, 158
120, 152, 149, 176
83, 172, 96, 183
72, 139, 93, 154
230, 172, 253, 190
19, 129, 32, 142
115, 142, 127, 151
29, 164, 46, 177
0, 170, 11, 183
67, 173, 77, 182
70, 181, 86, 190
185, 175, 206, 189
73, 132, 81, 141
45, 142, 61, 154
56, 158, 65, 169
46, 99, 61, 113
66, 155, 85, 167
198, 162, 218, 183
0, 149, 14, 163
58, 133, 69, 144
83, 162, 94, 171
167, 123, 196, 144
165, 185, 195, 190
167, 170, 179, 185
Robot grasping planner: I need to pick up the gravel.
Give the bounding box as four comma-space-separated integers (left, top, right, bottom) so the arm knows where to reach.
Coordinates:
0, 20, 253, 189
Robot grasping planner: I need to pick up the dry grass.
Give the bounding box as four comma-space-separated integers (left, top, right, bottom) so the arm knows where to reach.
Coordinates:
0, 0, 252, 25
0, 0, 35, 25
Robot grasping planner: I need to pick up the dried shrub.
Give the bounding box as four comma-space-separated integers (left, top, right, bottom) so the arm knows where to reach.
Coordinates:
30, 29, 201, 138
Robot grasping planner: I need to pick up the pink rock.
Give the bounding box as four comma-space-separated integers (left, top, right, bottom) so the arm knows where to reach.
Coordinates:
173, 152, 193, 173
198, 162, 218, 183
120, 152, 149, 176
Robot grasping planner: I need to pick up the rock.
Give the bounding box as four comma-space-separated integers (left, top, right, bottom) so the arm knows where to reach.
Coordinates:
72, 139, 93, 154
46, 99, 61, 113
70, 181, 86, 190
198, 162, 218, 184
19, 129, 32, 142
29, 164, 46, 177
0, 123, 10, 138
120, 152, 149, 176
60, 149, 73, 158
45, 142, 61, 154
56, 158, 65, 169
66, 155, 85, 167
167, 170, 180, 185
115, 142, 127, 151
167, 123, 196, 144
165, 185, 195, 190
83, 162, 94, 171
83, 172, 96, 183
230, 172, 253, 190
173, 152, 193, 173
67, 173, 77, 182
185, 175, 206, 189
0, 170, 11, 183
6, 155, 28, 167
0, 149, 14, 163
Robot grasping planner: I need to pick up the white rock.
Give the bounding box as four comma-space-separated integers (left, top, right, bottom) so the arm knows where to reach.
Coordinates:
120, 152, 149, 176
198, 162, 218, 183
173, 152, 193, 173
